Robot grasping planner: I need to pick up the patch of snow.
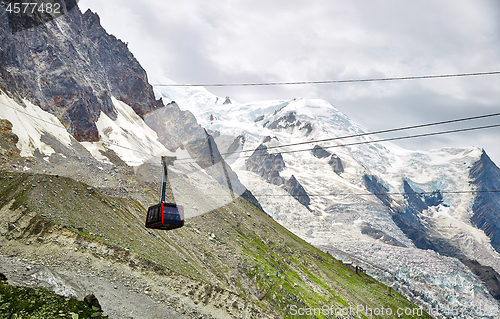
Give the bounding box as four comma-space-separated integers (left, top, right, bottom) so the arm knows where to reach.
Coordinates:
0, 92, 73, 157
80, 141, 112, 165
93, 97, 172, 166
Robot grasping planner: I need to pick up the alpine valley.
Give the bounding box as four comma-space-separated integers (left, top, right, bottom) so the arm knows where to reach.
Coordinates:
0, 1, 499, 319
154, 85, 500, 319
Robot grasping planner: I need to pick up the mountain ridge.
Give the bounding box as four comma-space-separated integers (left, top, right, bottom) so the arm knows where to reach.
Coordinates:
0, 3, 163, 141
153, 86, 500, 317
0, 1, 434, 318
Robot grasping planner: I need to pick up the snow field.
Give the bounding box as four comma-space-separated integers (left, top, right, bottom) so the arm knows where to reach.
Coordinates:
0, 92, 73, 157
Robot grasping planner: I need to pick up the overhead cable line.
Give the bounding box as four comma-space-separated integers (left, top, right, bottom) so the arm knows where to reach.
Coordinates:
152, 71, 500, 87
99, 111, 500, 162
3, 95, 499, 200
0, 100, 66, 128
215, 111, 500, 157
174, 122, 500, 163
183, 189, 500, 198
4, 94, 499, 165
106, 121, 500, 164
5, 98, 498, 201
3, 94, 499, 167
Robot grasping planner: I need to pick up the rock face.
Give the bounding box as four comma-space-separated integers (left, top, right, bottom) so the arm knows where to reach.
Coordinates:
83, 294, 103, 312
360, 224, 406, 247
144, 101, 206, 153
311, 145, 330, 159
364, 174, 462, 256
223, 96, 232, 105
253, 115, 264, 122
225, 135, 245, 157
470, 151, 500, 253
311, 145, 344, 174
0, 0, 163, 141
247, 139, 311, 208
246, 143, 286, 186
283, 175, 311, 208
363, 174, 393, 208
397, 180, 462, 256
328, 154, 344, 174
266, 111, 313, 134
461, 259, 500, 300
267, 112, 300, 130
0, 119, 20, 164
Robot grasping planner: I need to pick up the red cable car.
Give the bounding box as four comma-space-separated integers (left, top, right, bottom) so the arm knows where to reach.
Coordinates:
146, 156, 184, 230
146, 202, 184, 230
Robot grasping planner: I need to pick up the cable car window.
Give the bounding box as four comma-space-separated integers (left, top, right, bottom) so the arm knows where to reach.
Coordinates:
147, 207, 154, 223
164, 206, 177, 214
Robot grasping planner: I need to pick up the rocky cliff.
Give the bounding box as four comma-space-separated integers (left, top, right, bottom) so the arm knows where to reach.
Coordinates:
0, 0, 162, 141
362, 152, 500, 303
246, 138, 312, 208
0, 119, 20, 165
470, 151, 500, 252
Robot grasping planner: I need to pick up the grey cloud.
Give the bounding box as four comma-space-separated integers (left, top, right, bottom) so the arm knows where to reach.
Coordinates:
78, 0, 500, 164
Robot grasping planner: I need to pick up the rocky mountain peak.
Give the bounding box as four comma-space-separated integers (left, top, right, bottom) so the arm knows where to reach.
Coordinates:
470, 150, 500, 252
0, 1, 163, 142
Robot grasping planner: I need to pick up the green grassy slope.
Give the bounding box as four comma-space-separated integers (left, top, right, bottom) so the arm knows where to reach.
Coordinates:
0, 282, 108, 319
0, 170, 431, 318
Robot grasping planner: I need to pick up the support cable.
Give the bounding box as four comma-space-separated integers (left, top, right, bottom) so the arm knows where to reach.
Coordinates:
152, 71, 500, 87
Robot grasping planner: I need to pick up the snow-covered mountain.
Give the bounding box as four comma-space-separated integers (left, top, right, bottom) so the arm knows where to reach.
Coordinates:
154, 84, 500, 318
2, 1, 500, 317
3, 3, 445, 317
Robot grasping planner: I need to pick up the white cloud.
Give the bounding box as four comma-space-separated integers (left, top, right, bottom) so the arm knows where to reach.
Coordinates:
78, 0, 500, 164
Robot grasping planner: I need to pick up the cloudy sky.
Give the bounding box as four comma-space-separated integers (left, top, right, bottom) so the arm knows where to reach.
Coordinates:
79, 0, 500, 164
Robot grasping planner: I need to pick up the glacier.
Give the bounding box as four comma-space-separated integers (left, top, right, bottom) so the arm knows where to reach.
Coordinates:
153, 83, 500, 318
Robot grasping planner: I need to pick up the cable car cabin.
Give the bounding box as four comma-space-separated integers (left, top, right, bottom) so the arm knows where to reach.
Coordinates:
146, 202, 184, 230
146, 156, 184, 230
